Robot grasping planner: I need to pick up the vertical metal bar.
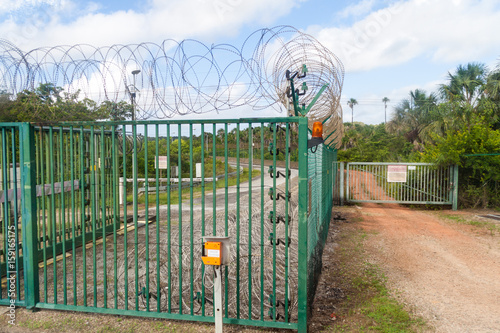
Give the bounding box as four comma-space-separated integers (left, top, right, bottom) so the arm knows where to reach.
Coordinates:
38, 128, 48, 302
100, 126, 107, 308
177, 124, 183, 314
1, 128, 8, 301
211, 122, 216, 316
144, 125, 150, 311
20, 123, 40, 309
11, 128, 21, 301
155, 124, 161, 313
133, 124, 139, 311
189, 124, 194, 315
339, 162, 344, 205
224, 122, 229, 318
167, 124, 172, 313
249, 122, 257, 320
297, 117, 309, 333
59, 127, 67, 305
452, 165, 458, 210
346, 163, 350, 202
438, 166, 442, 203
235, 123, 241, 319
70, 127, 77, 305
284, 123, 290, 322
212, 124, 217, 236
122, 125, 128, 310
90, 126, 97, 307
80, 127, 87, 307
426, 165, 430, 203
271, 123, 278, 321
112, 126, 118, 309
49, 127, 58, 304
259, 122, 266, 319
200, 123, 206, 316
368, 164, 372, 201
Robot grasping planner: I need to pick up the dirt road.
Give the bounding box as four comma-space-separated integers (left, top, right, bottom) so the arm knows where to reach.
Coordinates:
356, 203, 500, 333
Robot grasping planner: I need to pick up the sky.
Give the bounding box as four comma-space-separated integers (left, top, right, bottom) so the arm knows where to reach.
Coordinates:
1, 0, 500, 124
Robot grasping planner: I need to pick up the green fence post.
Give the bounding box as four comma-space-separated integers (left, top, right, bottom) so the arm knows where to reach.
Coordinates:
21, 123, 40, 309
339, 161, 344, 206
452, 164, 459, 211
297, 117, 309, 332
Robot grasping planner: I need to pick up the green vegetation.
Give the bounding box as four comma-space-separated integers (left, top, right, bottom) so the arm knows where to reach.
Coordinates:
434, 212, 500, 235
342, 60, 500, 208
126, 168, 260, 205
0, 83, 132, 122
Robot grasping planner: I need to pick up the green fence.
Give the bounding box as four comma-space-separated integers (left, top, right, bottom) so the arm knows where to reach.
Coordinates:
305, 144, 337, 305
0, 118, 337, 332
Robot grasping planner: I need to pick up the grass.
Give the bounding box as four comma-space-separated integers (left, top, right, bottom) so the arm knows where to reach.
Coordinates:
126, 168, 260, 206
435, 212, 499, 235
322, 214, 428, 332
14, 309, 211, 333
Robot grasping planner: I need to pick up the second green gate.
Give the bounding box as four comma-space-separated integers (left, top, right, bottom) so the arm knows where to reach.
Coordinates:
336, 162, 458, 210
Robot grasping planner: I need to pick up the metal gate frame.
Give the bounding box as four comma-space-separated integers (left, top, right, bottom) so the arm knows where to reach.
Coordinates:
336, 162, 458, 210
0, 118, 339, 332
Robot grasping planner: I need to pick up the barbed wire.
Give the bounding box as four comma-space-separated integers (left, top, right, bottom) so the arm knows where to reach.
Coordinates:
0, 25, 344, 147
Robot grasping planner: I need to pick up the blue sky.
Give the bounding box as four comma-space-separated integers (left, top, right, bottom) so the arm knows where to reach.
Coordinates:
1, 0, 500, 124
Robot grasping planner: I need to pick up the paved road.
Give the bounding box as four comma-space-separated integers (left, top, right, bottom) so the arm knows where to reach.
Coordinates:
139, 165, 297, 219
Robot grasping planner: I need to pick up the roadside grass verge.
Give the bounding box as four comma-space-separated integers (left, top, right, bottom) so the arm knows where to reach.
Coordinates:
126, 168, 260, 206
433, 211, 499, 235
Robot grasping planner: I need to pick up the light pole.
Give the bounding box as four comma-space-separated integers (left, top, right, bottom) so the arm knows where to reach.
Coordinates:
129, 69, 140, 217
131, 69, 141, 121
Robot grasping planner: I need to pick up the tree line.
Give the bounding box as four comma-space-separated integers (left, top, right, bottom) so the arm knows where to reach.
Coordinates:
342, 61, 500, 208
0, 83, 132, 122
2, 61, 499, 208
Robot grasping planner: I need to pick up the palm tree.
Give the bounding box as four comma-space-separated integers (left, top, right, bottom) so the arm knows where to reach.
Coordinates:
382, 97, 390, 124
439, 62, 487, 108
347, 98, 358, 125
485, 60, 500, 103
387, 89, 437, 148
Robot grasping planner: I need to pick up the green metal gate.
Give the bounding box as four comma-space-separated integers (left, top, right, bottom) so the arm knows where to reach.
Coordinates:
336, 162, 458, 210
0, 118, 336, 332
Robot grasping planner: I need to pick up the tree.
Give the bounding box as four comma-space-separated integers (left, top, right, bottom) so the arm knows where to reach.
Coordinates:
99, 100, 133, 120
347, 98, 358, 125
421, 112, 500, 208
387, 89, 437, 149
0, 83, 110, 122
382, 97, 390, 124
439, 62, 488, 108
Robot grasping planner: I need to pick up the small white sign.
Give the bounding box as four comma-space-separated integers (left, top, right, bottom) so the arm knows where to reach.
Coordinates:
155, 156, 168, 169
408, 165, 416, 171
207, 249, 220, 258
196, 163, 202, 178
388, 165, 407, 183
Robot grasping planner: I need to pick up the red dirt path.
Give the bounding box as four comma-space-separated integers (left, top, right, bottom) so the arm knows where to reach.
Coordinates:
357, 203, 500, 332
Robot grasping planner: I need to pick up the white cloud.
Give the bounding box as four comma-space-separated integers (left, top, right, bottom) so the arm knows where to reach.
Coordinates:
312, 0, 500, 72
336, 0, 377, 19
0, 0, 304, 50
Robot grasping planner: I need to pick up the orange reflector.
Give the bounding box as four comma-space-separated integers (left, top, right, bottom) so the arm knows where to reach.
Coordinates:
312, 121, 323, 138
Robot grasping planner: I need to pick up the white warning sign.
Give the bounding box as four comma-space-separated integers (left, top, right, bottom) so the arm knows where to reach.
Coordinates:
387, 165, 407, 183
